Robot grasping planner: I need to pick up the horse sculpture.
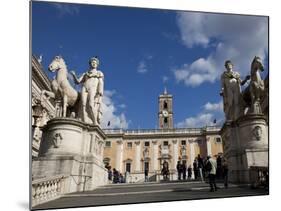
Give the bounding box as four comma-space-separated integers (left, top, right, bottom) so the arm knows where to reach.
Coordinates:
250, 56, 265, 106
243, 56, 265, 114
41, 56, 79, 118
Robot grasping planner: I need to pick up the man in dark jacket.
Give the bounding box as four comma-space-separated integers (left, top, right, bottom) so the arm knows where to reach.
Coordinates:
177, 160, 183, 180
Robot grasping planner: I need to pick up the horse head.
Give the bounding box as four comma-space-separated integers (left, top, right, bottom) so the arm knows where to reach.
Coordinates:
251, 56, 264, 72
48, 55, 66, 73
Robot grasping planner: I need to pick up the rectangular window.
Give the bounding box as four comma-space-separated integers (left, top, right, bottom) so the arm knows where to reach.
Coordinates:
216, 137, 221, 143
145, 141, 150, 147
127, 142, 132, 148
105, 141, 111, 147
197, 139, 202, 145
126, 163, 131, 173
164, 141, 168, 146
181, 140, 186, 145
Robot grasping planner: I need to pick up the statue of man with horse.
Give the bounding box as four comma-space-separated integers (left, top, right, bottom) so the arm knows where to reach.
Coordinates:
220, 56, 266, 122
40, 55, 104, 126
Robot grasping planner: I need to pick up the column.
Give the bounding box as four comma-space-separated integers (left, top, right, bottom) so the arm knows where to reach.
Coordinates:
152, 140, 158, 171
172, 140, 178, 170
206, 137, 212, 156
116, 140, 124, 172
134, 141, 141, 172
189, 139, 195, 179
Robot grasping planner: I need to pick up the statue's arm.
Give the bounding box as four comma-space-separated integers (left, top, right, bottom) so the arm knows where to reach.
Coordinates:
97, 72, 104, 96
71, 71, 85, 84
241, 75, 251, 86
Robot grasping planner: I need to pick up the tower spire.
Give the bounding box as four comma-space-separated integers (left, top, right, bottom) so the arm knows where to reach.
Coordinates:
164, 87, 167, 95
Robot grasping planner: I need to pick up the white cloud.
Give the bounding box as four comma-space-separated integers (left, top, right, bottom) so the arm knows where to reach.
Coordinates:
52, 3, 80, 17
100, 90, 129, 129
137, 61, 148, 74
174, 12, 268, 87
176, 100, 224, 128
203, 101, 223, 112
174, 57, 217, 87
176, 113, 214, 128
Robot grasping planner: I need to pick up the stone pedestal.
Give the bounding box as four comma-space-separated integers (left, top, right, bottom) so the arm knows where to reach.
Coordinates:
220, 114, 268, 183
32, 118, 108, 193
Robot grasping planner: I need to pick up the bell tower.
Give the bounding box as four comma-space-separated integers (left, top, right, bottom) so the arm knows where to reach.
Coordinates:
158, 87, 173, 129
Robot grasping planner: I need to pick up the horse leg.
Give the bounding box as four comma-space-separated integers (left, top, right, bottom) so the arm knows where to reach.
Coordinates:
63, 95, 68, 117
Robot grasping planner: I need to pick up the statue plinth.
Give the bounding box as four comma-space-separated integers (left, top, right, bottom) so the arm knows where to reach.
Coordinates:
32, 118, 108, 193
220, 114, 268, 183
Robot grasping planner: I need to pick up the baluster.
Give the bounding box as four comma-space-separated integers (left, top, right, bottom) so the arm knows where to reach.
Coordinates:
43, 182, 48, 202
47, 181, 51, 200
57, 179, 61, 195
50, 181, 55, 198
54, 181, 58, 197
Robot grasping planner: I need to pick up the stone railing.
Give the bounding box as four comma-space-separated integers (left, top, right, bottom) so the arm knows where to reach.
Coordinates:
103, 126, 221, 135
32, 175, 66, 207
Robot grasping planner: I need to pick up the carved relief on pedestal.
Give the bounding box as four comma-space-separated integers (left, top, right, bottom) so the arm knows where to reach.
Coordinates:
52, 133, 62, 148
98, 139, 104, 155
252, 126, 262, 141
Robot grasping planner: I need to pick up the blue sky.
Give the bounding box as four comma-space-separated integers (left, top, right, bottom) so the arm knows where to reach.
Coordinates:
32, 1, 268, 129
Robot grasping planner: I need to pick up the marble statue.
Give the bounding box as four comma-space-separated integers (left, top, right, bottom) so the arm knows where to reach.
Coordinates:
249, 56, 265, 114
220, 60, 250, 121
41, 56, 79, 118
71, 57, 104, 125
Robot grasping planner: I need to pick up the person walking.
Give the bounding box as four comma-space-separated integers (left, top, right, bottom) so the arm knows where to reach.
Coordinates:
187, 165, 192, 180
197, 154, 204, 182
177, 160, 183, 180
206, 155, 218, 192
107, 166, 112, 182
144, 168, 149, 182
193, 159, 198, 180
182, 160, 187, 180
113, 168, 119, 184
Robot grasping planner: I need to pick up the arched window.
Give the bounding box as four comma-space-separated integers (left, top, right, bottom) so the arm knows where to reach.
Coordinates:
163, 101, 168, 109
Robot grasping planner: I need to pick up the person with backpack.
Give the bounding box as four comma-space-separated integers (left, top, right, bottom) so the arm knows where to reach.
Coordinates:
206, 155, 218, 192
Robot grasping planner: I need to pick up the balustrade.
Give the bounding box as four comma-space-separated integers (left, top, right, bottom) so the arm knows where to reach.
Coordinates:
32, 175, 66, 207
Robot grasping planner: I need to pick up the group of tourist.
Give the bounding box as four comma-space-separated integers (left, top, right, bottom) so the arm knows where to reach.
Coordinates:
175, 154, 229, 192
105, 165, 126, 184
105, 153, 229, 191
